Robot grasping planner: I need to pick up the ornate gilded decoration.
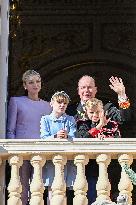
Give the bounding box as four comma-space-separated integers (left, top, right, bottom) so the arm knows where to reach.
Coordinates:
9, 0, 21, 38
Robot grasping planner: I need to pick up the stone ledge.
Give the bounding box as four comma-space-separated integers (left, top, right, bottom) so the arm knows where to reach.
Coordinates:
0, 139, 136, 159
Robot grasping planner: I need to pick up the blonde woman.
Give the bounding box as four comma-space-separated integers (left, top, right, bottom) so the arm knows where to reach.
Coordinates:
7, 70, 52, 205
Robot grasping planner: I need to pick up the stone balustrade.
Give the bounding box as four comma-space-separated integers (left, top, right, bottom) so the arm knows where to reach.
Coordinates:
0, 138, 136, 205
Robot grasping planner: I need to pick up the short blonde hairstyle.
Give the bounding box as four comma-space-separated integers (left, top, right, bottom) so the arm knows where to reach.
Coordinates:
22, 70, 41, 83
51, 91, 70, 104
85, 98, 103, 110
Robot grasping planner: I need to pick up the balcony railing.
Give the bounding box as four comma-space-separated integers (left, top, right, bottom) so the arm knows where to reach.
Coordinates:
0, 138, 136, 205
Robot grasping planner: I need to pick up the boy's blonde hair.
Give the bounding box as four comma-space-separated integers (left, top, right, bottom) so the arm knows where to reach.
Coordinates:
85, 98, 103, 110
51, 91, 70, 104
22, 70, 41, 83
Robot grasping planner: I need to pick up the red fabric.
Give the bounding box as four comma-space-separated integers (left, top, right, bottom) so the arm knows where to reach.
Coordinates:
88, 128, 100, 137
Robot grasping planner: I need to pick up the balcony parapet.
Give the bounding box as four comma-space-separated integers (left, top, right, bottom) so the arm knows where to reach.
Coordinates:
0, 138, 135, 205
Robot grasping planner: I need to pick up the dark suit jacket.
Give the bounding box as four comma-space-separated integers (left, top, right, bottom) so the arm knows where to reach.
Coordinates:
77, 119, 121, 138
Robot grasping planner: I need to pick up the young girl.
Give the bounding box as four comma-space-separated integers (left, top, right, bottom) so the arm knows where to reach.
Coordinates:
77, 97, 121, 139
40, 91, 76, 204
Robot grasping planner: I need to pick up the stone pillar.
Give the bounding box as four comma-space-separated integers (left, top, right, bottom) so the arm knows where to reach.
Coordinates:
7, 155, 23, 205
118, 154, 133, 204
0, 0, 9, 138
96, 154, 111, 202
0, 2, 9, 204
0, 157, 3, 205
73, 154, 89, 205
50, 154, 67, 205
30, 155, 46, 205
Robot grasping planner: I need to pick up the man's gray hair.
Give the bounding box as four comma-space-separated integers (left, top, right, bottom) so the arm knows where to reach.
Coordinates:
78, 75, 95, 87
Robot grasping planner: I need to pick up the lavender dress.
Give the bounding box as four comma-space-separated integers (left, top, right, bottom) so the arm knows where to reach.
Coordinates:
6, 96, 52, 205
7, 96, 52, 139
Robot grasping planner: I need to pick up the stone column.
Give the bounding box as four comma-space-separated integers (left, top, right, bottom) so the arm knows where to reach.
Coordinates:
73, 154, 89, 205
0, 157, 3, 205
118, 154, 133, 204
50, 154, 67, 205
7, 155, 23, 205
30, 155, 46, 205
96, 154, 111, 202
0, 2, 10, 204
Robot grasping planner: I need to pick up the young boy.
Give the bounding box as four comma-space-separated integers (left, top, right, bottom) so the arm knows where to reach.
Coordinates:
40, 91, 76, 204
77, 97, 121, 139
76, 98, 121, 204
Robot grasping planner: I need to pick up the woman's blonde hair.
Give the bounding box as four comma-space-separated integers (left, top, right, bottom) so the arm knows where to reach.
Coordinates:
22, 70, 41, 83
51, 91, 70, 104
85, 98, 103, 110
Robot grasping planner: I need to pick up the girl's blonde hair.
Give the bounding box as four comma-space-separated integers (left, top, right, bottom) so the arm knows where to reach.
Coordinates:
22, 70, 41, 83
85, 98, 103, 110
51, 91, 70, 104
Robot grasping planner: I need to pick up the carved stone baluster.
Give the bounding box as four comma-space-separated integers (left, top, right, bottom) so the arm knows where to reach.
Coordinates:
118, 154, 133, 204
73, 154, 89, 205
96, 154, 111, 202
7, 155, 23, 205
50, 154, 67, 205
30, 155, 46, 205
